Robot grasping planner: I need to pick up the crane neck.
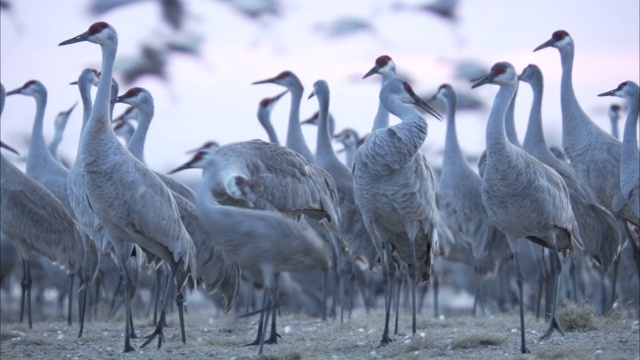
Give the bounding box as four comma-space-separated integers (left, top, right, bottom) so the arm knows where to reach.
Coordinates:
26, 90, 59, 175
343, 142, 357, 169
127, 101, 154, 164
522, 77, 548, 152
504, 84, 521, 147
315, 91, 341, 167
371, 75, 392, 131
621, 94, 639, 170
259, 115, 280, 144
610, 118, 620, 139
485, 82, 518, 160
80, 36, 119, 160
442, 95, 465, 164
286, 86, 315, 162
48, 130, 63, 159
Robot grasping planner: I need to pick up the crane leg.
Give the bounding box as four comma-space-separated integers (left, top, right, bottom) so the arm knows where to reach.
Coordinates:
379, 243, 395, 346
472, 256, 486, 316
78, 273, 89, 338
265, 272, 281, 344
244, 285, 268, 346
433, 273, 439, 318
540, 237, 565, 340
532, 244, 546, 321
176, 291, 186, 343
509, 237, 530, 354
67, 274, 74, 326
409, 240, 419, 337
257, 284, 273, 355
140, 266, 176, 350
322, 271, 328, 321
20, 258, 34, 329
121, 259, 135, 353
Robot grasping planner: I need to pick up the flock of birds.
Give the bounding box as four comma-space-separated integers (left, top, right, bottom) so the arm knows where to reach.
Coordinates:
0, 18, 639, 357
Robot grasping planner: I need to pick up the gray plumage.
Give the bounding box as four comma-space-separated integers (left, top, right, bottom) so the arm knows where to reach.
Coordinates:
598, 81, 640, 218
432, 84, 511, 278
519, 64, 621, 272
194, 151, 332, 355
252, 71, 315, 162
308, 80, 377, 267
59, 22, 196, 352
170, 139, 341, 229
609, 104, 622, 140
112, 86, 239, 310
1, 141, 98, 326
353, 76, 441, 343
472, 62, 583, 353
534, 30, 638, 227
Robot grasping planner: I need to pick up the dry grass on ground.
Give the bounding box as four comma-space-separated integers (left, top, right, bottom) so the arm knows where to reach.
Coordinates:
1, 305, 638, 360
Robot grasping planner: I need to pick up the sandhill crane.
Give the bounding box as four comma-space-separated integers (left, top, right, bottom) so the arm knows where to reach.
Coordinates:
332, 128, 362, 169
169, 139, 340, 227
252, 70, 316, 162
598, 81, 640, 219
6, 80, 96, 336
308, 80, 377, 322
170, 138, 341, 340
472, 62, 584, 353
111, 86, 239, 340
362, 55, 397, 131
1, 140, 98, 333
534, 30, 638, 227
257, 90, 287, 144
48, 102, 77, 162
609, 104, 622, 140
353, 76, 441, 344
519, 64, 622, 312
193, 149, 332, 355
430, 83, 512, 316
59, 22, 196, 352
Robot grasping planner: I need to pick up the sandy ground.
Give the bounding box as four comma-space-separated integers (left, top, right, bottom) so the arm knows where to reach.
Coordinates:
1, 299, 638, 360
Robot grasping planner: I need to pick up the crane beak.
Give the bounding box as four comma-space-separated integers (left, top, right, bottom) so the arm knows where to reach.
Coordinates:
168, 159, 198, 174
533, 38, 555, 52
251, 76, 277, 85
597, 89, 616, 97
65, 102, 78, 115
307, 91, 316, 100
59, 30, 91, 46
471, 73, 494, 89
6, 87, 22, 96
111, 94, 127, 104
404, 82, 442, 121
362, 65, 379, 79
272, 90, 288, 101
0, 141, 20, 155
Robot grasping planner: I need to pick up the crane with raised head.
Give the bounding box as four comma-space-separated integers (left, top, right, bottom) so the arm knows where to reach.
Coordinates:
59, 22, 196, 352
472, 62, 584, 353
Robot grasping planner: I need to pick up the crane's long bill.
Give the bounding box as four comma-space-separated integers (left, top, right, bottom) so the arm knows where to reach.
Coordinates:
0, 141, 20, 155
362, 65, 379, 79
167, 162, 194, 174
251, 77, 277, 85
405, 82, 442, 121
597, 89, 616, 97
471, 73, 494, 89
533, 38, 555, 52
59, 31, 90, 46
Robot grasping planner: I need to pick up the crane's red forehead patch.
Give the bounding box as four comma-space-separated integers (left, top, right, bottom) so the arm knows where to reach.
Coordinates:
259, 98, 273, 107
618, 81, 628, 90
491, 63, 507, 74
375, 55, 392, 67
611, 104, 621, 111
24, 80, 37, 87
552, 30, 569, 41
89, 22, 109, 35
124, 87, 143, 97
276, 71, 292, 79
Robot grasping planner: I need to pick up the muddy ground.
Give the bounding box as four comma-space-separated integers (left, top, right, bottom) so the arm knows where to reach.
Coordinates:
1, 296, 638, 360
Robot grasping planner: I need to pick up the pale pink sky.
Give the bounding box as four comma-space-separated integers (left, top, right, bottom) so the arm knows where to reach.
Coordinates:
1, 0, 638, 181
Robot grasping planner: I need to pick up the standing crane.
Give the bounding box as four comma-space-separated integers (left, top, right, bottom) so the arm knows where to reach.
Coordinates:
353, 76, 441, 345
193, 151, 332, 355
430, 83, 512, 316
111, 86, 241, 341
59, 22, 196, 352
471, 62, 584, 353
598, 81, 639, 219
362, 55, 397, 131
6, 80, 96, 337
308, 80, 377, 322
534, 30, 638, 227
